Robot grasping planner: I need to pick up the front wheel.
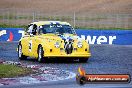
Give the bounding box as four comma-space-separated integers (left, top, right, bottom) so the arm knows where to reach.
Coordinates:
38, 45, 44, 63
79, 58, 88, 63
18, 44, 27, 60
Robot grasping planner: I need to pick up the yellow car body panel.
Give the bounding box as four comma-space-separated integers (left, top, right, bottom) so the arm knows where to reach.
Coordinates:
18, 21, 91, 60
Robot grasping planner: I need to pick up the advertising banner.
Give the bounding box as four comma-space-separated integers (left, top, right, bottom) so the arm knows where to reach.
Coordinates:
0, 28, 24, 42
76, 29, 132, 45
0, 28, 132, 45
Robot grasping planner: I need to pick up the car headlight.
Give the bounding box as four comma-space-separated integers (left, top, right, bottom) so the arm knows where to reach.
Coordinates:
77, 41, 83, 48
54, 42, 60, 48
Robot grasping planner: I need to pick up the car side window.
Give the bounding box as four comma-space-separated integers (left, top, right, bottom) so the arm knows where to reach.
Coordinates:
26, 24, 33, 35
26, 24, 38, 35
32, 24, 37, 35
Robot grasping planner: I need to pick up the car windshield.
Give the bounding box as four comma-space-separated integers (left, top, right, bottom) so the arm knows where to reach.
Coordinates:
39, 24, 76, 35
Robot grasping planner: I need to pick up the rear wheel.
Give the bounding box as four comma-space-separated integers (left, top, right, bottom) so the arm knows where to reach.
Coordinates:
18, 44, 27, 60
38, 45, 44, 63
79, 58, 88, 63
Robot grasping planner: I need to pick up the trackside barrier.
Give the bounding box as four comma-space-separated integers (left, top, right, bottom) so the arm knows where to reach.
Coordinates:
0, 28, 132, 45
76, 29, 132, 45
0, 28, 24, 41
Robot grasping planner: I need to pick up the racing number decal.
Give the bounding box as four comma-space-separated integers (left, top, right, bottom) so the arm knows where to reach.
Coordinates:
29, 40, 32, 52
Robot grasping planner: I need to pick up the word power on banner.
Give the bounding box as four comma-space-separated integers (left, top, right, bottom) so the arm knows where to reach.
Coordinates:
0, 28, 132, 45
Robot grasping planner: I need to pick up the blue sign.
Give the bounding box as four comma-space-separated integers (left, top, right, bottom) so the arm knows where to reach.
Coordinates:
76, 29, 132, 45
0, 28, 132, 45
0, 28, 24, 41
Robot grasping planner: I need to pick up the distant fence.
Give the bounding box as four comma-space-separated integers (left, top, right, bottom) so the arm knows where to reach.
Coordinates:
0, 9, 132, 29
0, 28, 132, 45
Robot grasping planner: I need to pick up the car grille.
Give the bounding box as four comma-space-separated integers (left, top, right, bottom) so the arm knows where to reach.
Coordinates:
64, 40, 73, 54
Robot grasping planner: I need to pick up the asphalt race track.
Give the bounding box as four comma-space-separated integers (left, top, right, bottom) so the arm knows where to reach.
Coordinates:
0, 42, 132, 88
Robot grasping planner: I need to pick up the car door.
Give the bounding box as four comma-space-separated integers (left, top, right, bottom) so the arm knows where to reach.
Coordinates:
25, 24, 36, 57
29, 24, 38, 58
21, 24, 33, 56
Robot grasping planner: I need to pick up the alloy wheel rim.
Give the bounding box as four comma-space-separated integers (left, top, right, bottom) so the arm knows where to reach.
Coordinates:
19, 45, 22, 57
38, 47, 42, 61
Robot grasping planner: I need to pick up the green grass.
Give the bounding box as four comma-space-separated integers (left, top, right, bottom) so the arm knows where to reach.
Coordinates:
0, 64, 33, 78
0, 24, 26, 28
75, 26, 132, 30
0, 23, 131, 30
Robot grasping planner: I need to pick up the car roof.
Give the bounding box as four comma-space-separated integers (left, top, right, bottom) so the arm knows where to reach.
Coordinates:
30, 21, 71, 26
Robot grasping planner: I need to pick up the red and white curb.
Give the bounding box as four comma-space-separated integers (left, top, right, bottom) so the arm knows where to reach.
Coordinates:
0, 60, 76, 86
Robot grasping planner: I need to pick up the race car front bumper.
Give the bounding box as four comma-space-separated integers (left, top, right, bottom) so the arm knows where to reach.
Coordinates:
44, 52, 91, 58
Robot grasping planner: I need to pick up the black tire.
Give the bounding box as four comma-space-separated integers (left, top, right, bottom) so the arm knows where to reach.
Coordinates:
18, 44, 27, 60
79, 58, 88, 63
37, 45, 44, 63
76, 75, 86, 85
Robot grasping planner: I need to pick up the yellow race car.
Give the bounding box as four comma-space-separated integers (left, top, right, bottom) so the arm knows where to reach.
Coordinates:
18, 21, 91, 62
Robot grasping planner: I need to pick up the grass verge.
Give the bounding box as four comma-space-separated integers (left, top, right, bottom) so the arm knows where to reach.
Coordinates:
0, 24, 26, 28
0, 64, 33, 78
0, 24, 131, 30
75, 26, 132, 30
